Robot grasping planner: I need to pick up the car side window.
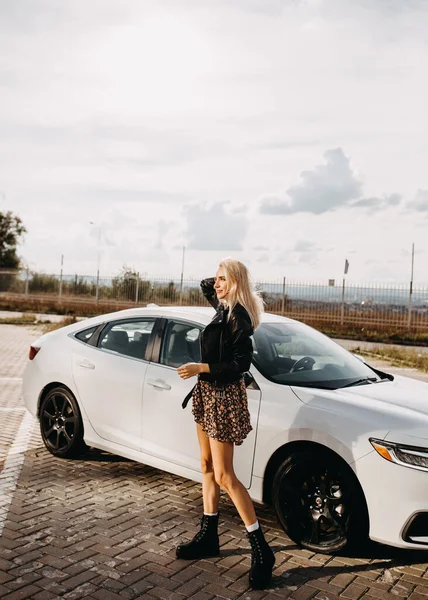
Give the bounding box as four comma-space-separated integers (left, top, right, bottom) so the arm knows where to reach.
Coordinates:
160, 321, 202, 368
75, 326, 98, 343
99, 319, 155, 360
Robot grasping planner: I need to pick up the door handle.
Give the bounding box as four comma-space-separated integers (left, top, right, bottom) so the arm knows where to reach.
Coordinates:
78, 360, 95, 369
147, 378, 171, 390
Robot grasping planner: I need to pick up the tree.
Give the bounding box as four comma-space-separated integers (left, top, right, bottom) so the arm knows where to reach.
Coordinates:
0, 211, 27, 269
111, 266, 150, 302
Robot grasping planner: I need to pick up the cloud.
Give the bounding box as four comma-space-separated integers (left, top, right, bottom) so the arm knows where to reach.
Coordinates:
351, 193, 401, 211
78, 188, 190, 205
292, 240, 320, 265
258, 194, 288, 215
0, 119, 227, 170
184, 202, 247, 250
229, 203, 248, 214
260, 148, 363, 215
293, 240, 316, 253
407, 189, 428, 212
273, 239, 321, 269
154, 219, 176, 250
259, 150, 406, 216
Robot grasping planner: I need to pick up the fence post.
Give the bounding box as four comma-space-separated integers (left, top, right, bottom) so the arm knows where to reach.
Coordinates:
281, 277, 286, 315
340, 277, 345, 326
179, 276, 183, 306
407, 280, 413, 328
25, 268, 29, 297
59, 254, 63, 300
95, 270, 100, 303
135, 273, 139, 304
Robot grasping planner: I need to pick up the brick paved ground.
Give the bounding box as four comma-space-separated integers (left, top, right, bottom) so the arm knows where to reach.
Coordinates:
1, 324, 428, 600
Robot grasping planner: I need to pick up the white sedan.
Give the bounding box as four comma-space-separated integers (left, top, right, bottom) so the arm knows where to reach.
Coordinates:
22, 306, 428, 554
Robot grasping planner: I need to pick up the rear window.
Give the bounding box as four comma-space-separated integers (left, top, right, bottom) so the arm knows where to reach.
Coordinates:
75, 326, 98, 343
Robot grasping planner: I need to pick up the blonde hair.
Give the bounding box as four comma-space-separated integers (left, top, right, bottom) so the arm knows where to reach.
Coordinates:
218, 258, 264, 330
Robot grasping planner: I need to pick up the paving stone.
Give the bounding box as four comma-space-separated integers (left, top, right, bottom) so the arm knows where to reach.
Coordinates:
289, 585, 317, 599
199, 582, 240, 598
1, 583, 43, 599
2, 324, 428, 600
174, 577, 206, 597
340, 581, 368, 599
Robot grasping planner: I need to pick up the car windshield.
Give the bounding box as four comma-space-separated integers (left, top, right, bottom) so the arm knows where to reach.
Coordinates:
252, 322, 383, 390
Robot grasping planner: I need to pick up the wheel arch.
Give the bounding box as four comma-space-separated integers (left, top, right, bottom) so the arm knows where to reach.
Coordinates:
37, 382, 78, 416
262, 440, 369, 531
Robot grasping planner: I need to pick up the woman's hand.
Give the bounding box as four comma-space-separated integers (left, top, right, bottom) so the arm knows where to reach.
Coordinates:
177, 363, 201, 379
177, 362, 210, 379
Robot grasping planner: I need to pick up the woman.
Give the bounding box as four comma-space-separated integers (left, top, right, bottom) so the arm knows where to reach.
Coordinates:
176, 258, 275, 590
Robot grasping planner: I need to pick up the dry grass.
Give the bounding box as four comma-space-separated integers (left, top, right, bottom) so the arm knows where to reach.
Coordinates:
314, 323, 428, 346
41, 317, 77, 333
0, 295, 132, 317
351, 346, 428, 373
0, 313, 77, 332
0, 314, 37, 325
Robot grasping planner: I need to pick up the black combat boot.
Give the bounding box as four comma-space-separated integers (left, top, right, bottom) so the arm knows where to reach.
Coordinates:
246, 524, 275, 589
176, 512, 220, 560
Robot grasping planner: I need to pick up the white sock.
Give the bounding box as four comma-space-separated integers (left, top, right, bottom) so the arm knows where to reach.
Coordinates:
246, 520, 259, 532
204, 512, 218, 516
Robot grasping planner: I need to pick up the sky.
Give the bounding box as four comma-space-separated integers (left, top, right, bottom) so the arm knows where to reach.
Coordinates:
1, 0, 428, 283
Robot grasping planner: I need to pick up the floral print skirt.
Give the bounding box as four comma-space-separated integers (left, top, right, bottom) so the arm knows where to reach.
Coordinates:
191, 377, 253, 446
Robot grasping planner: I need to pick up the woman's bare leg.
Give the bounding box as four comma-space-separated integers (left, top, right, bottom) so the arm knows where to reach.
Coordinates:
209, 437, 257, 526
196, 423, 220, 513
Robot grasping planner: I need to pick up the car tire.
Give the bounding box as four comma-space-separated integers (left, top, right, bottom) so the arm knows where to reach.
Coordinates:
39, 386, 87, 458
272, 449, 368, 554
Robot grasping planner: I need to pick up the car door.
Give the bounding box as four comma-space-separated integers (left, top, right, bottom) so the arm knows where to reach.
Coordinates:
71, 317, 157, 450
141, 317, 261, 488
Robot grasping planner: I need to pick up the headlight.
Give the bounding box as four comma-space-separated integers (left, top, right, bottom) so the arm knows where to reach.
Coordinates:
370, 438, 428, 472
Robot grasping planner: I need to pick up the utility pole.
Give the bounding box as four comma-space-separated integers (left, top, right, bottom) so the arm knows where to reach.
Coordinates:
90, 222, 101, 303
96, 226, 101, 303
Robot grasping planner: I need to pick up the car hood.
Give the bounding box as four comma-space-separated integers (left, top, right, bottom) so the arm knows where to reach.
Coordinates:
342, 374, 428, 415
291, 374, 428, 435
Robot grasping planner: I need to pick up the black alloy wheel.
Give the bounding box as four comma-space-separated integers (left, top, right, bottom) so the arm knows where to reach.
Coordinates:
40, 386, 87, 458
272, 449, 368, 554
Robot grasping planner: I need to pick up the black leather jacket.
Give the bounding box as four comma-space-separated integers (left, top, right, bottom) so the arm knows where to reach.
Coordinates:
198, 277, 254, 384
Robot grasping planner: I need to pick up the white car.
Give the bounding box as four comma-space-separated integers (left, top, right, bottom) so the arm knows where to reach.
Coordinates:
22, 306, 428, 554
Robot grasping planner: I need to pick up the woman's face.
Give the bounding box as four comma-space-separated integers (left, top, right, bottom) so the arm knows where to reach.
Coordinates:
214, 267, 228, 300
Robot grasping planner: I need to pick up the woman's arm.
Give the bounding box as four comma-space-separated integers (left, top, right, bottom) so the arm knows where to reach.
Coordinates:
200, 277, 219, 310
208, 313, 253, 377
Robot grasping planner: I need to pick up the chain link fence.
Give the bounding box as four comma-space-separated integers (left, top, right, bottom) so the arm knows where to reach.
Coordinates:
1, 269, 427, 330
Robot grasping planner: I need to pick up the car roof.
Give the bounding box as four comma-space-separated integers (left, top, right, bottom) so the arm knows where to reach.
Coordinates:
60, 305, 298, 336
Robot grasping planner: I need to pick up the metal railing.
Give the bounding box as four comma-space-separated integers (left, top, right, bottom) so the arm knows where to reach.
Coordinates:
1, 269, 427, 330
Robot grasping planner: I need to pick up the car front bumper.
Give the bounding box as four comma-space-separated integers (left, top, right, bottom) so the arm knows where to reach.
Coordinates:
354, 450, 428, 549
